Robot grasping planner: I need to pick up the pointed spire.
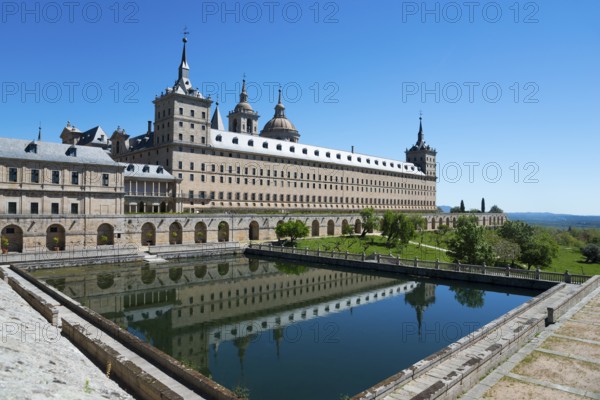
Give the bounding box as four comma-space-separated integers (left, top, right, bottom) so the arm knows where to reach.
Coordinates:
37, 123, 42, 141
274, 88, 285, 117
178, 35, 190, 81
239, 78, 248, 103
211, 101, 225, 130
416, 112, 424, 146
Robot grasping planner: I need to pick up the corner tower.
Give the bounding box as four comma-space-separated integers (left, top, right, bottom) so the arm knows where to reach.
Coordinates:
406, 115, 436, 177
227, 79, 260, 135
152, 36, 213, 147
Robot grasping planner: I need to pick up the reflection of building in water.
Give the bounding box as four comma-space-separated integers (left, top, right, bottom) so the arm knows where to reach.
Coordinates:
35, 258, 417, 376
404, 282, 437, 335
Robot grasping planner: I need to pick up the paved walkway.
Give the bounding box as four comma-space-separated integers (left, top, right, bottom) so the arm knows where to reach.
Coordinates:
462, 285, 600, 399
0, 276, 133, 400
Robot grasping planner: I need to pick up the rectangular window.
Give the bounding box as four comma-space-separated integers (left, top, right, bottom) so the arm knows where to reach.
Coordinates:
31, 169, 39, 183
102, 174, 109, 186
30, 202, 39, 214
52, 170, 60, 184
191, 110, 195, 117
71, 171, 79, 185
178, 161, 183, 169
7, 202, 17, 214
71, 203, 79, 214
51, 203, 59, 215
210, 192, 215, 200
8, 167, 17, 182
190, 162, 194, 170
190, 174, 194, 181
179, 107, 183, 115
189, 190, 194, 199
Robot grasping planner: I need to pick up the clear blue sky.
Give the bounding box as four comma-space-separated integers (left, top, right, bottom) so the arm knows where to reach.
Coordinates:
0, 1, 598, 215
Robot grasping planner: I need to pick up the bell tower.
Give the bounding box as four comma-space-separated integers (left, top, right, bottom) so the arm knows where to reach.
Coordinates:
227, 79, 260, 135
405, 114, 437, 177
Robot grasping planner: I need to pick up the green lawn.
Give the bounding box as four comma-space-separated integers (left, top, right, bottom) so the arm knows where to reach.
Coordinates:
545, 245, 600, 276
295, 235, 453, 262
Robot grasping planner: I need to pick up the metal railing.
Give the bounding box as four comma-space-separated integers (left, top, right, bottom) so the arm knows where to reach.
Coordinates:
248, 244, 590, 285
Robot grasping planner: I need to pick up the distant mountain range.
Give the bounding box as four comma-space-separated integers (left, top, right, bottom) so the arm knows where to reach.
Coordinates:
437, 206, 600, 229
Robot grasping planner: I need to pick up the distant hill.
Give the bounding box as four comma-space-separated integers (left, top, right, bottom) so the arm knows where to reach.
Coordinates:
438, 205, 451, 213
507, 213, 600, 229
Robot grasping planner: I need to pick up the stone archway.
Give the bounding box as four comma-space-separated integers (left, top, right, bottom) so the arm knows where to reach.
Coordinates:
1, 224, 23, 253
355, 219, 362, 234
46, 224, 65, 251
195, 222, 207, 243
431, 218, 436, 230
249, 221, 259, 241
169, 222, 182, 244
341, 219, 349, 235
327, 220, 335, 236
311, 220, 320, 237
97, 223, 114, 246
218, 221, 229, 242
141, 223, 156, 246
2, 225, 23, 253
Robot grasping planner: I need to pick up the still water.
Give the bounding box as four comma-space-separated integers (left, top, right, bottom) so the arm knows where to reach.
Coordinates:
33, 256, 538, 400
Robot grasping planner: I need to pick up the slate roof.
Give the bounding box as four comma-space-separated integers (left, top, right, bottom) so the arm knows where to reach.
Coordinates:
0, 138, 121, 167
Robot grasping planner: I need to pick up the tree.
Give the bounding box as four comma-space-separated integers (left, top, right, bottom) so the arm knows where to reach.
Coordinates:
359, 207, 379, 238
449, 287, 485, 308
489, 205, 503, 213
275, 220, 309, 244
481, 198, 486, 213
520, 230, 558, 270
447, 215, 495, 265
450, 206, 461, 213
342, 223, 354, 236
460, 200, 465, 213
581, 243, 600, 263
498, 220, 534, 251
486, 233, 521, 266
380, 212, 417, 247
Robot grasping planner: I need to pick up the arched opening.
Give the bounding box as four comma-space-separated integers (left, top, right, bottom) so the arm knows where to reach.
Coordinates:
341, 219, 349, 235
218, 221, 229, 242
46, 224, 65, 251
160, 201, 167, 213
439, 217, 443, 228
327, 220, 335, 236
452, 218, 457, 228
276, 220, 285, 239
355, 219, 362, 234
169, 222, 182, 244
233, 119, 239, 133
141, 223, 156, 246
218, 262, 229, 276
446, 217, 450, 227
97, 223, 114, 246
1, 224, 23, 253
431, 218, 436, 230
169, 267, 182, 282
482, 217, 486, 226
195, 222, 207, 243
249, 221, 259, 240
194, 265, 207, 279
311, 220, 320, 237
97, 273, 115, 290
140, 266, 156, 285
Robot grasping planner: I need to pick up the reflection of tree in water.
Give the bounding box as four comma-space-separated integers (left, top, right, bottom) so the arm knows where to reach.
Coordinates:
449, 287, 485, 309
273, 262, 308, 275
273, 327, 284, 358
404, 283, 436, 335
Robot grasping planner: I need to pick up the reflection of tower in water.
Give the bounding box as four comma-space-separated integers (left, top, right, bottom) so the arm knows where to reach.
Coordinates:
404, 283, 437, 335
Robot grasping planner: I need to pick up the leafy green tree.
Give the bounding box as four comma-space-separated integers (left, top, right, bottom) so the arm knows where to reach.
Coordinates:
581, 243, 600, 263
450, 206, 461, 213
498, 220, 535, 250
520, 229, 559, 270
447, 215, 495, 265
460, 200, 465, 213
342, 223, 354, 236
380, 212, 417, 247
486, 232, 521, 266
359, 207, 379, 238
489, 205, 503, 213
275, 220, 309, 244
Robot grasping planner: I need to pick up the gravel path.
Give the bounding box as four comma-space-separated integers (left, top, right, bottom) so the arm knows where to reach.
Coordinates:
0, 278, 133, 400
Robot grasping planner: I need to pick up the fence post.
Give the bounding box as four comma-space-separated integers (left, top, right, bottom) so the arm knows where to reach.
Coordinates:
305, 248, 308, 255
435, 259, 440, 270
564, 270, 571, 284
317, 247, 320, 257
376, 253, 380, 263
482, 262, 486, 275
536, 267, 540, 280
362, 252, 365, 261
397, 255, 400, 266
345, 251, 348, 260
331, 250, 334, 258
291, 247, 295, 254
456, 261, 460, 272
505, 265, 510, 277
414, 258, 419, 267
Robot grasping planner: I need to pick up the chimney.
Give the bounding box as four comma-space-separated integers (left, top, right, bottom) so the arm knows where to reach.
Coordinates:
148, 121, 152, 133
351, 146, 354, 154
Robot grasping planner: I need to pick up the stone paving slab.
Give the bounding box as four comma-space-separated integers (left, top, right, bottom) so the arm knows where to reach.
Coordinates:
0, 273, 133, 400
462, 285, 600, 400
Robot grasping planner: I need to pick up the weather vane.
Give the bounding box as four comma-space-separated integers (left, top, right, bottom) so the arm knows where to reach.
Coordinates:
183, 26, 189, 38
